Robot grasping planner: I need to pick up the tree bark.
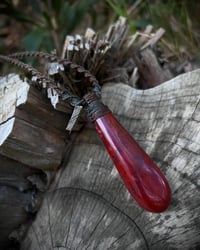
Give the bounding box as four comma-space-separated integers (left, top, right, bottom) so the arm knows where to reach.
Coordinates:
21, 69, 200, 250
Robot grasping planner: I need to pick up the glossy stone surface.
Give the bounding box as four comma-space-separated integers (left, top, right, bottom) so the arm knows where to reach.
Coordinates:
95, 113, 171, 213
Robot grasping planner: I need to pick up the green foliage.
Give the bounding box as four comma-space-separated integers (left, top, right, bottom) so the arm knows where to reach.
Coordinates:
0, 0, 100, 54
107, 0, 200, 59
0, 0, 199, 60
21, 28, 52, 51
107, 0, 150, 32
146, 1, 200, 58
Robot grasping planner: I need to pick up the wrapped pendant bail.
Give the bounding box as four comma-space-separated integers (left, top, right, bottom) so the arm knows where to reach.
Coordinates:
83, 92, 110, 122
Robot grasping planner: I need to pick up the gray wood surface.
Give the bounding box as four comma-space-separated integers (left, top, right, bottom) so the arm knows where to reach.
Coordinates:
0, 154, 47, 249
0, 74, 72, 248
22, 69, 200, 249
0, 74, 71, 170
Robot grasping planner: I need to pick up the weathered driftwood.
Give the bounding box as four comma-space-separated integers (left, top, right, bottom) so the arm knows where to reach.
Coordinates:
0, 74, 75, 248
133, 48, 173, 89
21, 69, 200, 250
0, 74, 73, 170
0, 154, 47, 249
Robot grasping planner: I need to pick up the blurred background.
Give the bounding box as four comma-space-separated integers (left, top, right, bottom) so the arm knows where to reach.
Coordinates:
0, 0, 199, 62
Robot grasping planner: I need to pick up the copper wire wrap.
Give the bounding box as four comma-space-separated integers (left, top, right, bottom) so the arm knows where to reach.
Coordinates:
83, 92, 111, 122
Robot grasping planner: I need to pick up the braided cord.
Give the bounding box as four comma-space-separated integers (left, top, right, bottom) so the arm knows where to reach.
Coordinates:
1, 51, 101, 106
0, 55, 63, 92
9, 51, 99, 87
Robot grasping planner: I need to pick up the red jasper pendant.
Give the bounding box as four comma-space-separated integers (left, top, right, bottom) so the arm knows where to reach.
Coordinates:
84, 93, 171, 213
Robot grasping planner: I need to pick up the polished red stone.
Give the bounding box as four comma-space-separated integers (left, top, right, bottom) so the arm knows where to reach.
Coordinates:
94, 112, 171, 213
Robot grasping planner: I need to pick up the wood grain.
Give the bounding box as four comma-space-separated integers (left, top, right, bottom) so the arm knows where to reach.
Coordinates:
22, 69, 200, 249
0, 74, 71, 170
0, 154, 47, 249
